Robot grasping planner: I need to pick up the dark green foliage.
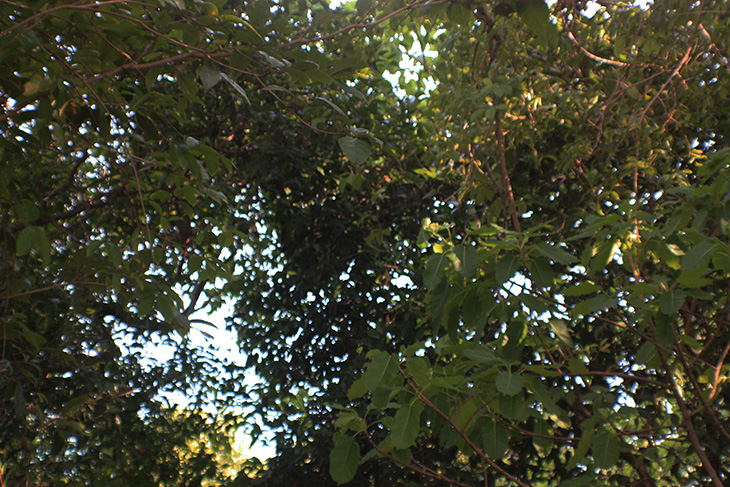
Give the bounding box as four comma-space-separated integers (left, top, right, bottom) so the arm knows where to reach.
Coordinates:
3, 1, 730, 487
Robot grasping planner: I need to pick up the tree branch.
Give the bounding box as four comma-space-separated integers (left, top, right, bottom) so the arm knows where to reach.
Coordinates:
652, 319, 724, 487
494, 111, 521, 233
400, 367, 532, 487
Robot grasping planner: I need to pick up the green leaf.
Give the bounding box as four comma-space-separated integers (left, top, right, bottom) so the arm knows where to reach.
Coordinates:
521, 294, 549, 314
570, 294, 616, 317
429, 280, 451, 332
682, 239, 716, 271
347, 377, 368, 400
635, 342, 658, 367
483, 420, 510, 458
658, 290, 685, 315
517, 0, 559, 45
338, 136, 371, 165
16, 226, 36, 256
549, 319, 573, 347
451, 244, 477, 277
677, 267, 713, 288
462, 290, 489, 331
525, 377, 568, 425
334, 411, 362, 432
592, 430, 620, 469
499, 391, 528, 421
567, 422, 595, 470
453, 398, 478, 433
171, 309, 191, 335
330, 433, 360, 484
496, 369, 523, 396
535, 242, 577, 265
533, 419, 553, 457
199, 65, 220, 90
448, 3, 473, 25
61, 394, 91, 416
463, 346, 497, 365
363, 352, 400, 391
528, 257, 553, 288
34, 227, 51, 264
23, 76, 54, 96
496, 254, 520, 284
390, 400, 423, 449
21, 324, 47, 350
248, 1, 270, 27
405, 357, 431, 387
589, 238, 621, 275
316, 97, 347, 118
356, 0, 374, 14
563, 282, 601, 296
220, 72, 250, 104
307, 69, 337, 84
371, 385, 394, 409
424, 253, 450, 289
559, 473, 597, 487
712, 242, 730, 269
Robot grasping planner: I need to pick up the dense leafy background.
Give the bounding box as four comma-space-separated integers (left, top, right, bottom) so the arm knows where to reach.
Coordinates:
2, 1, 730, 486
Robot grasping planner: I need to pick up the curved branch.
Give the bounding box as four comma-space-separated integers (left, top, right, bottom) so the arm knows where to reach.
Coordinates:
400, 366, 533, 487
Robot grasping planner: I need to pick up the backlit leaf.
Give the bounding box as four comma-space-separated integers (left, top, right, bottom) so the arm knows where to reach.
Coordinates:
549, 319, 573, 347
451, 244, 477, 277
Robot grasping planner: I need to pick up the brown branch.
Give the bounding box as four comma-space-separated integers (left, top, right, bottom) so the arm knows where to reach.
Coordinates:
566, 31, 629, 67
363, 430, 474, 487
651, 320, 724, 487
494, 111, 521, 233
639, 44, 693, 120
89, 51, 228, 82
399, 367, 532, 487
130, 160, 154, 264
670, 319, 730, 443
0, 0, 135, 40
10, 186, 125, 234
0, 281, 104, 301
709, 335, 730, 400
184, 280, 208, 317
620, 451, 656, 487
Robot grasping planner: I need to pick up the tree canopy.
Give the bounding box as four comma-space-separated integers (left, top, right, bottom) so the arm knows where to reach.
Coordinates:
2, 0, 730, 486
